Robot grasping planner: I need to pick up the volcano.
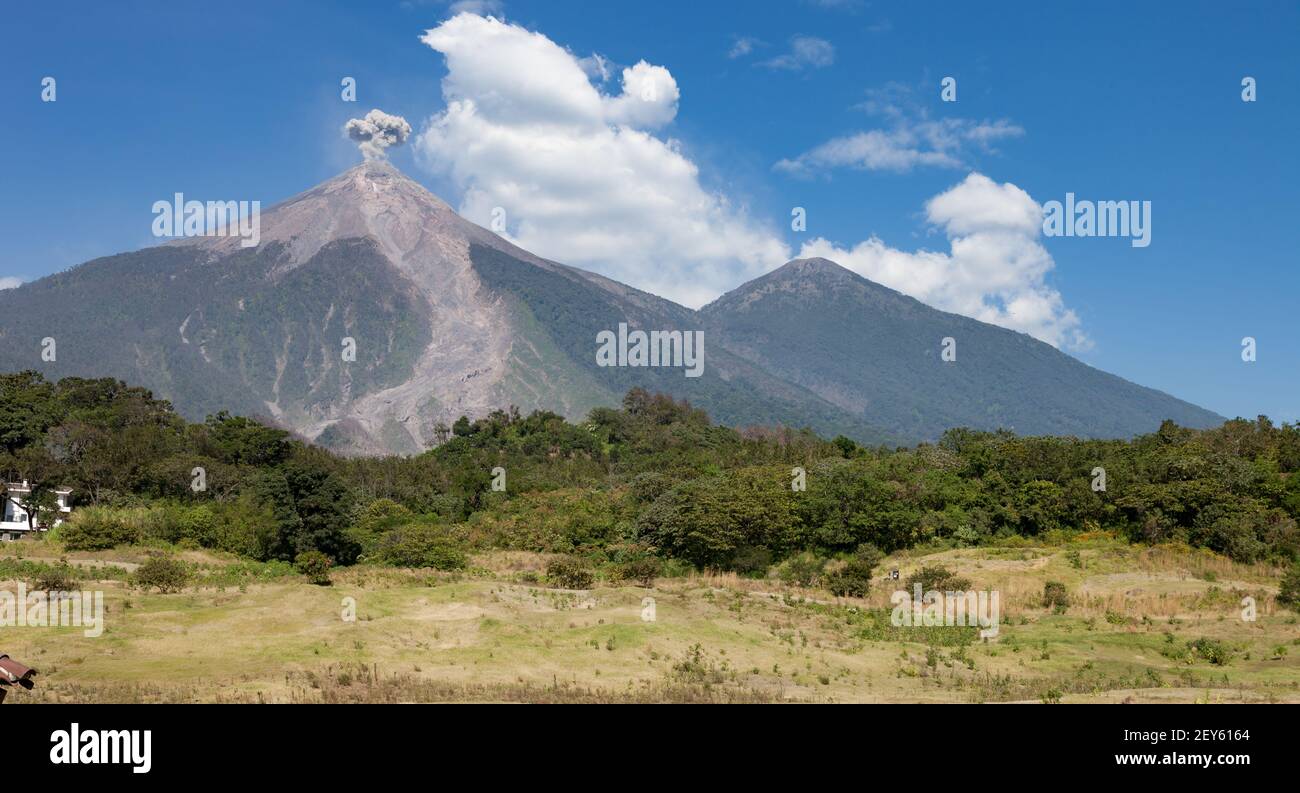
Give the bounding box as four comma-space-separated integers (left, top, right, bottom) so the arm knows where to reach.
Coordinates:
0, 161, 1223, 454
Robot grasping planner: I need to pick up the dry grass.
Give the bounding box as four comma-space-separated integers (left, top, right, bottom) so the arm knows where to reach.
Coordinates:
3, 538, 1298, 703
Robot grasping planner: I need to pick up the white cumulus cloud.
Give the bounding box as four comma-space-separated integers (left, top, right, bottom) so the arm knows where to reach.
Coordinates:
414, 13, 786, 307
0, 276, 23, 290
797, 173, 1089, 350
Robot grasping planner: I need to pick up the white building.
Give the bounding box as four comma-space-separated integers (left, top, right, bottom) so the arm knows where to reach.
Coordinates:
1, 481, 72, 541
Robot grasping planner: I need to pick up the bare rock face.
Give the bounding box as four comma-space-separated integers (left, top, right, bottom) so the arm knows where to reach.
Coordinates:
261, 161, 514, 452
154, 162, 513, 452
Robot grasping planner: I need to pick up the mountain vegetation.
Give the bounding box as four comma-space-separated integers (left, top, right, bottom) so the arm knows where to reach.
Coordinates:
701, 257, 1223, 439
3, 371, 1297, 590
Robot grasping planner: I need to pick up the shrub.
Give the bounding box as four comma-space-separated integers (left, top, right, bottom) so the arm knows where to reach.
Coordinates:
825, 568, 867, 598
904, 564, 971, 593
1279, 562, 1300, 610
131, 554, 190, 593
179, 505, 218, 547
209, 494, 277, 559
619, 556, 663, 587
60, 507, 141, 551
629, 472, 671, 505
1043, 581, 1070, 612
826, 545, 883, 597
546, 556, 594, 589
1189, 637, 1232, 666
372, 524, 467, 570
778, 552, 826, 587
348, 499, 415, 554
466, 489, 621, 553
729, 546, 773, 578
295, 550, 333, 585
31, 563, 80, 592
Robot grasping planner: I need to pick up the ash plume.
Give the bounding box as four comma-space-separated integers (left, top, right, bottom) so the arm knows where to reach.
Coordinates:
344, 109, 412, 161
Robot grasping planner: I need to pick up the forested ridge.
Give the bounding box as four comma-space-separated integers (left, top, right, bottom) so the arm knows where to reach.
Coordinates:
3, 370, 1299, 592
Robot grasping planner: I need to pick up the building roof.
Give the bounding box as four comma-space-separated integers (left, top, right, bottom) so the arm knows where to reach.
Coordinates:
0, 654, 37, 688
4, 481, 73, 494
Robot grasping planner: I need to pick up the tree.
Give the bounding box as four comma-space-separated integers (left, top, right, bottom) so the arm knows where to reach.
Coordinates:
280, 462, 360, 564
202, 412, 291, 466
0, 446, 66, 530
636, 467, 797, 570
0, 371, 59, 453
904, 565, 971, 593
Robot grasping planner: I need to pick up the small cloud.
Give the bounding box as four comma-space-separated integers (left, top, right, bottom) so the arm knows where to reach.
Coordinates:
728, 36, 762, 59
776, 83, 1023, 176
400, 0, 504, 17
803, 0, 865, 10
344, 109, 413, 161
760, 35, 835, 70
0, 276, 23, 290
603, 61, 680, 129
448, 0, 503, 14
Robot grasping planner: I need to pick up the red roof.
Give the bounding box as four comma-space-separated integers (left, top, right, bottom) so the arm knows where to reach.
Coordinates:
0, 654, 37, 688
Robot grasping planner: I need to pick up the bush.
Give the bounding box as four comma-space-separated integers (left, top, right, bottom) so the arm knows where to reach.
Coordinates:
1279, 562, 1300, 610
372, 524, 467, 570
1189, 637, 1232, 666
131, 554, 190, 593
60, 507, 141, 551
348, 499, 415, 554
729, 546, 773, 578
904, 565, 971, 593
1043, 581, 1070, 612
629, 472, 671, 505
778, 553, 826, 587
178, 505, 218, 547
619, 556, 663, 587
209, 494, 277, 559
295, 550, 333, 585
826, 544, 883, 597
31, 563, 80, 592
826, 546, 882, 598
546, 556, 594, 589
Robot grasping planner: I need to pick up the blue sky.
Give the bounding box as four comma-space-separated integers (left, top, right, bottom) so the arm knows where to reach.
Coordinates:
2, 0, 1297, 423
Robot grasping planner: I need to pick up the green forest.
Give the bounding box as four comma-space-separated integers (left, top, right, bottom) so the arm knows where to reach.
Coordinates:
3, 370, 1300, 597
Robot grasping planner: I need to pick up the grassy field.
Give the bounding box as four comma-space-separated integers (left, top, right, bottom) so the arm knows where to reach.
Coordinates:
3, 538, 1298, 703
